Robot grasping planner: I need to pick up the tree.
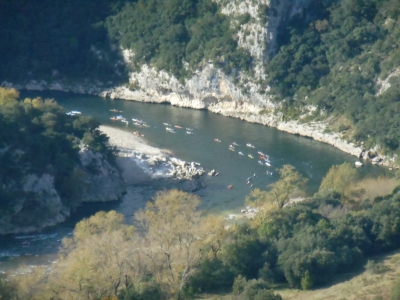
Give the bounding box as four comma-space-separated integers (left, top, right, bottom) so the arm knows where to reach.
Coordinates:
7, 266, 50, 300
51, 211, 137, 300
70, 210, 131, 245
232, 277, 282, 300
246, 188, 279, 228
300, 270, 313, 290
0, 87, 19, 105
135, 190, 221, 299
319, 163, 357, 199
201, 214, 227, 259
248, 165, 307, 210
0, 273, 17, 300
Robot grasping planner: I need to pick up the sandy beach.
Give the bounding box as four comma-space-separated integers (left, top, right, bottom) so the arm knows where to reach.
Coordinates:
100, 125, 167, 157
99, 125, 205, 186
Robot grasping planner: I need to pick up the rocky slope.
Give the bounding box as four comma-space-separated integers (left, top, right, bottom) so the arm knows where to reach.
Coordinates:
2, 0, 397, 168
0, 146, 125, 235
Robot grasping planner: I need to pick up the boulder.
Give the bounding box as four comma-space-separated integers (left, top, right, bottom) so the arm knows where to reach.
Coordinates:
208, 169, 217, 176
371, 156, 382, 165
79, 147, 125, 202
355, 161, 363, 167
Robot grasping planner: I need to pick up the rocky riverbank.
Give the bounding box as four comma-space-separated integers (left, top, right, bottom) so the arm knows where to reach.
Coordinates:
99, 125, 206, 191
0, 144, 125, 235
3, 76, 397, 169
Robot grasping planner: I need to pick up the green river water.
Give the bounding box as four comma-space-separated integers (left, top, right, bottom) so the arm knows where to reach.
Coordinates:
0, 90, 387, 269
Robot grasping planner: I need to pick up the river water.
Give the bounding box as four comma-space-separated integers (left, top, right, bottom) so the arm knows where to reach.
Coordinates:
0, 91, 386, 270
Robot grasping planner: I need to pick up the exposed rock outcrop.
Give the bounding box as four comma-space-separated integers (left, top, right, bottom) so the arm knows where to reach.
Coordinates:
99, 126, 205, 191
79, 146, 125, 202
0, 145, 125, 235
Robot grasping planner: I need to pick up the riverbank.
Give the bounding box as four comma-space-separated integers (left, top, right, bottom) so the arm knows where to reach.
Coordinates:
4, 79, 397, 169
99, 125, 205, 190
98, 93, 398, 168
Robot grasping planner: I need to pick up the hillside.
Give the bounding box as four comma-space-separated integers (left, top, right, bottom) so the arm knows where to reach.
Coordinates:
203, 249, 400, 300
1, 0, 400, 165
0, 88, 124, 234
2, 165, 400, 299
280, 249, 400, 300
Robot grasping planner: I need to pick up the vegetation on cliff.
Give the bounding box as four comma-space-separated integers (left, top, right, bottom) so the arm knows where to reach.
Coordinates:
105, 0, 251, 80
0, 87, 117, 227
266, 0, 400, 155
1, 0, 400, 157
0, 0, 128, 83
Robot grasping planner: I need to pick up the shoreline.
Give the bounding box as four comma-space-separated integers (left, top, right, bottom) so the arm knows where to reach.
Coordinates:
96, 96, 395, 169
3, 81, 397, 169
99, 125, 205, 188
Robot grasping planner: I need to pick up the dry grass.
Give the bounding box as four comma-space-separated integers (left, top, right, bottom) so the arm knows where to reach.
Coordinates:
200, 236, 400, 300
200, 250, 400, 300
279, 250, 400, 300
348, 177, 400, 202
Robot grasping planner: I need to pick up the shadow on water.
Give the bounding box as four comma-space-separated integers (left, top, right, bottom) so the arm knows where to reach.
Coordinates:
0, 200, 119, 269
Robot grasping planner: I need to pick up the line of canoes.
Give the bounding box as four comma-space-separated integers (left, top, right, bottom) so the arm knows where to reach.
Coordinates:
214, 139, 272, 167
109, 109, 272, 168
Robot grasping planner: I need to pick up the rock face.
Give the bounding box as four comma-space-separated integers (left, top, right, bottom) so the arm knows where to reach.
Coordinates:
1, 0, 397, 168
79, 146, 125, 202
0, 146, 125, 235
128, 151, 205, 181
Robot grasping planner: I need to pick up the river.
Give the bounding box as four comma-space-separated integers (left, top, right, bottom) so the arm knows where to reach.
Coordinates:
0, 90, 387, 271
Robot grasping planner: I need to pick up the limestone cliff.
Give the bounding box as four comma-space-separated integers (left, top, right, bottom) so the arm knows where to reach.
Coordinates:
1, 0, 396, 168
0, 146, 124, 235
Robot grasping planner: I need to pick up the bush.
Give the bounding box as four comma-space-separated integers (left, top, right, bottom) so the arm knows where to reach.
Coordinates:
232, 277, 282, 300
365, 260, 390, 274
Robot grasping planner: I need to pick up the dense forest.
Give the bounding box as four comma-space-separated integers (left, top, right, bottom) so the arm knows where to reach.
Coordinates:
1, 164, 400, 299
0, 0, 128, 83
105, 0, 251, 80
265, 0, 400, 155
1, 0, 400, 154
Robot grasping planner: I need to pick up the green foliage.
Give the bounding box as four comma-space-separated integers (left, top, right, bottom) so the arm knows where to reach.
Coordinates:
0, 274, 17, 300
105, 0, 251, 80
232, 277, 282, 300
0, 0, 128, 83
265, 0, 400, 153
300, 270, 313, 290
189, 187, 400, 292
365, 260, 390, 274
233, 275, 247, 295
319, 162, 358, 199
118, 283, 162, 300
0, 88, 116, 216
221, 225, 266, 279
392, 279, 400, 300
187, 257, 234, 293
